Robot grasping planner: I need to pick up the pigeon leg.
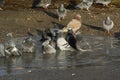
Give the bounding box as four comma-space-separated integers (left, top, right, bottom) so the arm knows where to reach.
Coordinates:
59, 17, 61, 21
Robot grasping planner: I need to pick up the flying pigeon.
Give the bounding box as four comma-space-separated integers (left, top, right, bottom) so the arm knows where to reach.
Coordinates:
103, 16, 114, 35
75, 0, 93, 11
57, 4, 67, 21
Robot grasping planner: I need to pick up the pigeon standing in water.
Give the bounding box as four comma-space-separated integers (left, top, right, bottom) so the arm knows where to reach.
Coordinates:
42, 37, 56, 54
103, 16, 114, 35
35, 0, 51, 10
75, 0, 93, 11
57, 4, 67, 21
65, 28, 77, 50
5, 33, 22, 56
65, 28, 90, 52
62, 14, 82, 33
56, 31, 75, 51
0, 43, 5, 57
94, 0, 111, 6
22, 36, 36, 53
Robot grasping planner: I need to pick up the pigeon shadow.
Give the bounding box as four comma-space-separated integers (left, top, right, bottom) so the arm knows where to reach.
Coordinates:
114, 32, 120, 40
52, 21, 65, 29
43, 10, 58, 19
27, 32, 34, 36
32, 0, 41, 8
83, 23, 105, 32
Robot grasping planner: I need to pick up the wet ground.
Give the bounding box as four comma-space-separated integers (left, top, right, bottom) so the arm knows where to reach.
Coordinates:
0, 3, 120, 80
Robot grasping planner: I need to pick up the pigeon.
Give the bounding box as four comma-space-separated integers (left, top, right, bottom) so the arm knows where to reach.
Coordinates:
22, 36, 36, 53
57, 4, 67, 21
94, 0, 111, 6
65, 28, 78, 50
56, 30, 75, 51
103, 16, 114, 35
42, 37, 56, 54
66, 28, 91, 52
35, 0, 51, 10
62, 14, 82, 33
5, 33, 22, 56
75, 0, 93, 11
0, 43, 5, 57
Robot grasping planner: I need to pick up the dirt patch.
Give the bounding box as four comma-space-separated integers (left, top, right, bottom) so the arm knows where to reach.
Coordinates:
0, 6, 119, 42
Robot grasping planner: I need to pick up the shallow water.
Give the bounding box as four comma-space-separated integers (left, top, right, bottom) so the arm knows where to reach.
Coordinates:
0, 35, 120, 76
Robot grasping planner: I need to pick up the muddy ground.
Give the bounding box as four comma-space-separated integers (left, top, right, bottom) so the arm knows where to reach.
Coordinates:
0, 5, 120, 42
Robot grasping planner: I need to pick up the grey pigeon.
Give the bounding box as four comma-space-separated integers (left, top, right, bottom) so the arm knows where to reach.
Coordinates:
103, 16, 114, 35
57, 4, 67, 21
36, 0, 51, 10
22, 36, 36, 53
75, 0, 93, 11
5, 33, 22, 56
42, 37, 56, 54
95, 0, 111, 6
0, 43, 5, 57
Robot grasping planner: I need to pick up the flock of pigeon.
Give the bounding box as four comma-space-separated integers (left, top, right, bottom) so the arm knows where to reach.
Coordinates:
35, 0, 111, 11
0, 0, 114, 57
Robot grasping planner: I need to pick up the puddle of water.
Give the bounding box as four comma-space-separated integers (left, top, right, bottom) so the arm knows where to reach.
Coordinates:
0, 35, 120, 76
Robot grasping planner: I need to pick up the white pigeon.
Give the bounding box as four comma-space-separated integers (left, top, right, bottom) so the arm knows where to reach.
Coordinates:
57, 4, 67, 21
5, 33, 22, 56
95, 0, 111, 6
36, 0, 51, 10
56, 30, 75, 51
103, 16, 114, 35
42, 37, 56, 54
75, 0, 93, 11
62, 14, 82, 33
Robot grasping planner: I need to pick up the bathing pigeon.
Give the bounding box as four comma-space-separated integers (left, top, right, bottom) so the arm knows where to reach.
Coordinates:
42, 37, 56, 54
56, 30, 75, 51
22, 36, 36, 53
62, 14, 82, 33
65, 28, 77, 50
94, 0, 111, 6
5, 33, 22, 56
57, 4, 67, 21
75, 0, 93, 11
0, 43, 5, 57
103, 16, 114, 35
35, 0, 51, 10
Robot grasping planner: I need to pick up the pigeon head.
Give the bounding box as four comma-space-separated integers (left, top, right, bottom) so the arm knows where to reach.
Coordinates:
6, 33, 12, 37
59, 4, 65, 12
6, 33, 13, 40
74, 14, 81, 21
105, 16, 111, 25
67, 28, 73, 33
67, 28, 76, 36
